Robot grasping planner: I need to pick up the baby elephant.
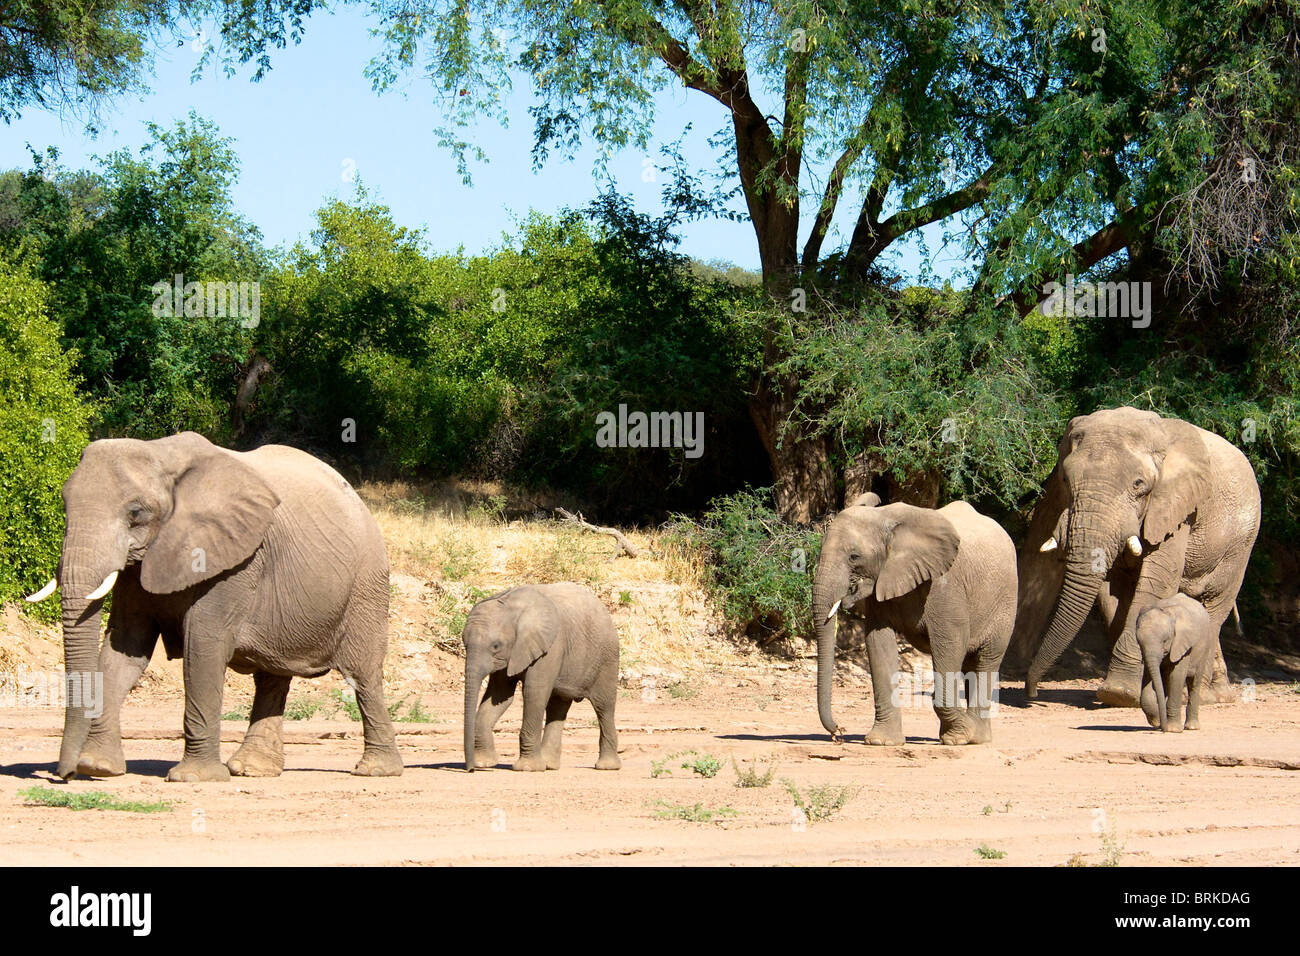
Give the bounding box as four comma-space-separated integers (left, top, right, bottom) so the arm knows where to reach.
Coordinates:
462, 583, 620, 772
1136, 594, 1217, 732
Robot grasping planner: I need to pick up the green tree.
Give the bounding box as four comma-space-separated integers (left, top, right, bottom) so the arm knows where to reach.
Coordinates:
0, 257, 94, 614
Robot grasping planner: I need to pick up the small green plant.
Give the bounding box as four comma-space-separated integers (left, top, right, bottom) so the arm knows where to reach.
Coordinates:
20, 787, 171, 813
389, 696, 436, 723
682, 753, 723, 778
618, 590, 633, 606
975, 844, 1007, 860
750, 694, 774, 711
1099, 823, 1126, 867
651, 801, 738, 823
650, 756, 673, 778
781, 778, 858, 825
221, 705, 250, 721
981, 805, 994, 816
439, 539, 482, 581
329, 689, 363, 721
981, 800, 1013, 816
667, 681, 697, 700
284, 695, 325, 720
732, 754, 779, 788
468, 494, 508, 524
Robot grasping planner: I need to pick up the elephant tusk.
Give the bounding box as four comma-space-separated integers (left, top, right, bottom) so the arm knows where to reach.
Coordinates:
1127, 535, 1143, 557
83, 570, 119, 601
1039, 537, 1058, 553
824, 599, 842, 623
24, 578, 58, 602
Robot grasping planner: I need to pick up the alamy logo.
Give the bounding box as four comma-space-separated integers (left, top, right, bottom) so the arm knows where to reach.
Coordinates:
1040, 275, 1151, 329
151, 273, 261, 328
595, 405, 705, 459
0, 668, 103, 718
49, 886, 151, 936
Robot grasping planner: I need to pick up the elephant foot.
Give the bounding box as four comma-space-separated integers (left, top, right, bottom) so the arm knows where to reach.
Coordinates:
595, 753, 621, 770
1184, 717, 1200, 731
1161, 723, 1184, 734
1208, 679, 1237, 704
513, 755, 546, 772
1023, 679, 1039, 700
864, 718, 904, 746
227, 743, 284, 777
353, 749, 404, 777
542, 753, 562, 770
1144, 710, 1161, 729
1096, 680, 1142, 708
472, 750, 499, 770
76, 746, 126, 778
938, 714, 987, 745
166, 759, 232, 783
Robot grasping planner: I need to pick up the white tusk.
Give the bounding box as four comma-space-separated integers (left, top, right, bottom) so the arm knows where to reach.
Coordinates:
83, 570, 119, 601
1039, 537, 1058, 553
24, 578, 58, 602
1127, 535, 1143, 557
824, 599, 842, 623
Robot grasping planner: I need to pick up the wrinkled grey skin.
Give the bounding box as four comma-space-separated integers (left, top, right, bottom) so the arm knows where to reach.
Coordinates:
41, 432, 401, 782
811, 493, 1018, 746
1136, 594, 1217, 732
463, 583, 621, 772
1010, 408, 1260, 707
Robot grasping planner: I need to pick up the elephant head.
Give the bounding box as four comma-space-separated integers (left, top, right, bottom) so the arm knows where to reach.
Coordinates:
462, 587, 560, 771
1022, 408, 1209, 697
810, 494, 959, 739
25, 432, 279, 778
1135, 605, 1188, 732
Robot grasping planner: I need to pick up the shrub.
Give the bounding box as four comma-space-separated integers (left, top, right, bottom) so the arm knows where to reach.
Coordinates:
669, 487, 821, 644
0, 259, 94, 617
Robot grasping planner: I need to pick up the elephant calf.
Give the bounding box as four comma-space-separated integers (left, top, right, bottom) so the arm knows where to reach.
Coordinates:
812, 493, 1018, 745
1136, 594, 1217, 732
462, 583, 621, 772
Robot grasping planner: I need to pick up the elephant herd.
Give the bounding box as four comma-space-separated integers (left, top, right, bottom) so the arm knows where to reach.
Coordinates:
23, 406, 1260, 780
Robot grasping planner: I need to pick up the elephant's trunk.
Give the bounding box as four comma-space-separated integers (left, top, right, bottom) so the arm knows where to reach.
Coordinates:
1025, 502, 1120, 697
464, 663, 484, 772
55, 531, 123, 779
811, 559, 851, 739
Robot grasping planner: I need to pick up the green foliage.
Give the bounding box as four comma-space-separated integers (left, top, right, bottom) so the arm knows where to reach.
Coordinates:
731, 754, 779, 789
0, 258, 94, 616
670, 488, 821, 643
975, 844, 1007, 860
781, 778, 858, 826
680, 751, 723, 778
651, 801, 738, 824
20, 786, 170, 813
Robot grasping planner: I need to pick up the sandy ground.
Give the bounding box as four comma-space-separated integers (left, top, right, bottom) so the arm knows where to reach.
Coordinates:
1, 668, 1297, 867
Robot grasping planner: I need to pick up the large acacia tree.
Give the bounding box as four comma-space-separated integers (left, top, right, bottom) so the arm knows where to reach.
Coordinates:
363, 0, 1299, 521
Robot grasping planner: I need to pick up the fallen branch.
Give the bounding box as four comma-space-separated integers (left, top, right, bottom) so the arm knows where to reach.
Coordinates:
555, 507, 645, 558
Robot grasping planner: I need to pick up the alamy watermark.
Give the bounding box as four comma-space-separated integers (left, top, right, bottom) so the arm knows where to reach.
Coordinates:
595, 405, 705, 459
0, 667, 103, 718
891, 666, 1000, 714
151, 273, 261, 328
1040, 275, 1151, 329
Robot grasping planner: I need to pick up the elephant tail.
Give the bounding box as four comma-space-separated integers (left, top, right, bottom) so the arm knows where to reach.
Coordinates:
1230, 602, 1243, 637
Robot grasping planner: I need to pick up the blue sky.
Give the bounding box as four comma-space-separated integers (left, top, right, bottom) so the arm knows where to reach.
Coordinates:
0, 6, 960, 279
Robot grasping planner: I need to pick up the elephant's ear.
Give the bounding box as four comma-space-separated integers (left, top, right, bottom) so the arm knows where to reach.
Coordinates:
507, 592, 560, 677
141, 449, 280, 594
1170, 627, 1195, 663
1145, 426, 1210, 544
848, 492, 881, 508
875, 510, 960, 602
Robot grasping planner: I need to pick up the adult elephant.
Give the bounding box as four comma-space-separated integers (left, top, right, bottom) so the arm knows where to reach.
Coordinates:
25, 432, 402, 781
1010, 407, 1260, 705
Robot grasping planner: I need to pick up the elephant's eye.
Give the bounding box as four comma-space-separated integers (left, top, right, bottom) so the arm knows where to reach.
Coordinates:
848, 551, 861, 562
127, 503, 148, 524
1132, 478, 1148, 493
490, 640, 502, 652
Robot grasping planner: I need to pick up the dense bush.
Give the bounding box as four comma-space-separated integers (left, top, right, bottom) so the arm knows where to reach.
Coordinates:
0, 258, 94, 617
669, 488, 821, 645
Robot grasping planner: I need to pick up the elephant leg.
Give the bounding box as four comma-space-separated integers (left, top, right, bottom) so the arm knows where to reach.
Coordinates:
931, 624, 984, 745
961, 648, 997, 744
473, 672, 517, 769
1140, 680, 1162, 728
864, 627, 903, 746
539, 696, 572, 770
167, 622, 233, 783
1184, 670, 1203, 730
227, 672, 291, 777
345, 664, 403, 777
1164, 663, 1187, 733
514, 674, 550, 772
78, 617, 158, 778
591, 665, 621, 770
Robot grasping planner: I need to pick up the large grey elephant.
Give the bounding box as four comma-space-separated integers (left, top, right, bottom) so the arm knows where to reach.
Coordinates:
1011, 407, 1260, 706
26, 432, 402, 782
463, 583, 620, 772
1136, 594, 1217, 732
811, 493, 1018, 746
